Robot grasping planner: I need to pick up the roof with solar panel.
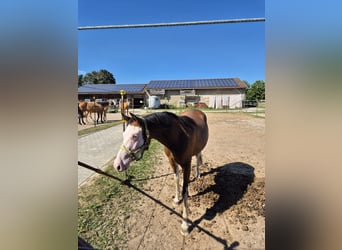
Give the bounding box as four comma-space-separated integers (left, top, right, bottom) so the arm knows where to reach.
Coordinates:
78, 83, 146, 94
78, 78, 247, 94
146, 78, 247, 90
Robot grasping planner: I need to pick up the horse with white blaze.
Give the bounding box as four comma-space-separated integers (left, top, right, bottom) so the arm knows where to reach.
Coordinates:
113, 109, 209, 235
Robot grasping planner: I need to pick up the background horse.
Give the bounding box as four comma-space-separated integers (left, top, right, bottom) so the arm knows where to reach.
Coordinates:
78, 104, 86, 125
78, 101, 87, 125
113, 109, 209, 235
119, 100, 130, 115
85, 101, 109, 124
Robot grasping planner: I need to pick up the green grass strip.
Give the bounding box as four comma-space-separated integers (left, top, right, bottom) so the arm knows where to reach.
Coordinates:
78, 121, 122, 137
78, 140, 163, 249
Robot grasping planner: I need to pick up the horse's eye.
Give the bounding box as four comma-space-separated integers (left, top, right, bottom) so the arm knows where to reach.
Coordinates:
132, 135, 138, 140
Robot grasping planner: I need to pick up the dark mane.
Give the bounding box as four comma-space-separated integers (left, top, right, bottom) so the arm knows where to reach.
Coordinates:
145, 112, 195, 136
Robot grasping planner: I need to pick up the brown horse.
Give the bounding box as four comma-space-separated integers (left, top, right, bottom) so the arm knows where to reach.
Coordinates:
78, 101, 87, 125
113, 109, 209, 235
85, 101, 109, 124
119, 100, 130, 115
78, 105, 86, 125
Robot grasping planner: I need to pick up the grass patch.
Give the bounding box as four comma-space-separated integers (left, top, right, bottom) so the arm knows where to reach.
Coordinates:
78, 140, 163, 249
257, 102, 266, 109
78, 121, 122, 137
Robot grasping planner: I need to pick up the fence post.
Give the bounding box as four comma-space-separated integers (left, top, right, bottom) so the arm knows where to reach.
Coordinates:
120, 89, 126, 132
93, 95, 96, 127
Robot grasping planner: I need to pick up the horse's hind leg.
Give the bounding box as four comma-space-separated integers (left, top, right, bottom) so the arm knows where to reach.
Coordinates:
98, 111, 104, 123
84, 111, 90, 124
96, 112, 103, 124
80, 113, 86, 125
103, 109, 107, 122
164, 147, 181, 205
195, 152, 203, 178
79, 117, 85, 125
180, 161, 191, 235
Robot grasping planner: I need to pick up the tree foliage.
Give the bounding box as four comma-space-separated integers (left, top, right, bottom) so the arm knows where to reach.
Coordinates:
81, 69, 116, 85
243, 80, 250, 89
78, 74, 84, 87
246, 80, 265, 101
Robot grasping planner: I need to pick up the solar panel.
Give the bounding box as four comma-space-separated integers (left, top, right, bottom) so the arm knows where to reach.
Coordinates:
78, 78, 246, 95
146, 78, 242, 90
78, 84, 146, 93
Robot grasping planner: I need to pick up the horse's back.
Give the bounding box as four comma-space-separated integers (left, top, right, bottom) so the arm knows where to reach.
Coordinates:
86, 102, 103, 111
181, 109, 207, 128
181, 109, 208, 153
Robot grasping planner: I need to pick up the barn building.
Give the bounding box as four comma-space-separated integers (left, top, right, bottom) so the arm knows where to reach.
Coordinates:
78, 83, 146, 108
78, 77, 248, 109
146, 78, 247, 108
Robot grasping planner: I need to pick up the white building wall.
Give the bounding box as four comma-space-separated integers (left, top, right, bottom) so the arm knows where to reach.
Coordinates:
157, 88, 246, 108
196, 89, 245, 108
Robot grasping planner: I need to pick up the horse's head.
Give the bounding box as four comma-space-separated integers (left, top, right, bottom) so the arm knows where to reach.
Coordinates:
113, 113, 150, 172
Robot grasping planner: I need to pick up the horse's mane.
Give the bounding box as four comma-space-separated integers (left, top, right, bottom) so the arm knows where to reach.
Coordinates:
145, 112, 195, 136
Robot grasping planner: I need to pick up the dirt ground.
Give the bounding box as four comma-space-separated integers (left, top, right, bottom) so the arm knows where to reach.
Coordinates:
117, 111, 265, 250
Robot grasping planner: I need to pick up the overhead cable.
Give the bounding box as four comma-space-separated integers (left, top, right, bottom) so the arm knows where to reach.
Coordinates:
78, 17, 265, 30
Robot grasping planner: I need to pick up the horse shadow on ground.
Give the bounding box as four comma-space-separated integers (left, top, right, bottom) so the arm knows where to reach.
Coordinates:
188, 162, 255, 235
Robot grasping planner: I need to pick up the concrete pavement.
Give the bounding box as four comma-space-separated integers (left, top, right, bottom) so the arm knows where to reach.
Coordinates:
78, 110, 148, 186
78, 124, 123, 185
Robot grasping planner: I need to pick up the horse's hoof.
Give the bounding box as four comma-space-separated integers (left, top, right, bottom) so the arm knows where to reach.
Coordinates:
181, 229, 189, 236
173, 198, 181, 205
181, 221, 190, 236
180, 226, 189, 236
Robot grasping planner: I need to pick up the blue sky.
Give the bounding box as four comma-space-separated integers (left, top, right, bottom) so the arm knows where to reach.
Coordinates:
78, 0, 265, 85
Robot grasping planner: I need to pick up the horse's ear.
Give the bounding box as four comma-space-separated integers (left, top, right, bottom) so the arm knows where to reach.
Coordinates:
129, 112, 138, 121
121, 112, 130, 121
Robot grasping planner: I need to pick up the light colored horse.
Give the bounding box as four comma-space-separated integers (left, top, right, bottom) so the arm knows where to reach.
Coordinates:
113, 109, 209, 235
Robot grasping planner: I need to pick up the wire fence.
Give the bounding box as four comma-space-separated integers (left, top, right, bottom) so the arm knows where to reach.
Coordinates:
241, 100, 265, 117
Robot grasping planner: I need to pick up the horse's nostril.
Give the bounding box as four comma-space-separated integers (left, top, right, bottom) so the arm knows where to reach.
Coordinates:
113, 163, 120, 171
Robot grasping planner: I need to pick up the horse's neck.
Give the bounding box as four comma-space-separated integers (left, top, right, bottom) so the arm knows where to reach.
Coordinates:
145, 113, 184, 150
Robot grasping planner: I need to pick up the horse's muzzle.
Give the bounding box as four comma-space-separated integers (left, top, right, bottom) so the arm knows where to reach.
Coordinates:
113, 153, 130, 172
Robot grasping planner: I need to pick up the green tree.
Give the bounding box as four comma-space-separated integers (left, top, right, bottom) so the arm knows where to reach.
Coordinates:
78, 74, 84, 87
98, 69, 116, 83
83, 69, 116, 84
246, 80, 265, 101
243, 80, 250, 89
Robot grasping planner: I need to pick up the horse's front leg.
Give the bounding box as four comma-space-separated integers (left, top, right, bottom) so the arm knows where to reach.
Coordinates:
173, 164, 181, 204
164, 148, 181, 204
181, 161, 191, 235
